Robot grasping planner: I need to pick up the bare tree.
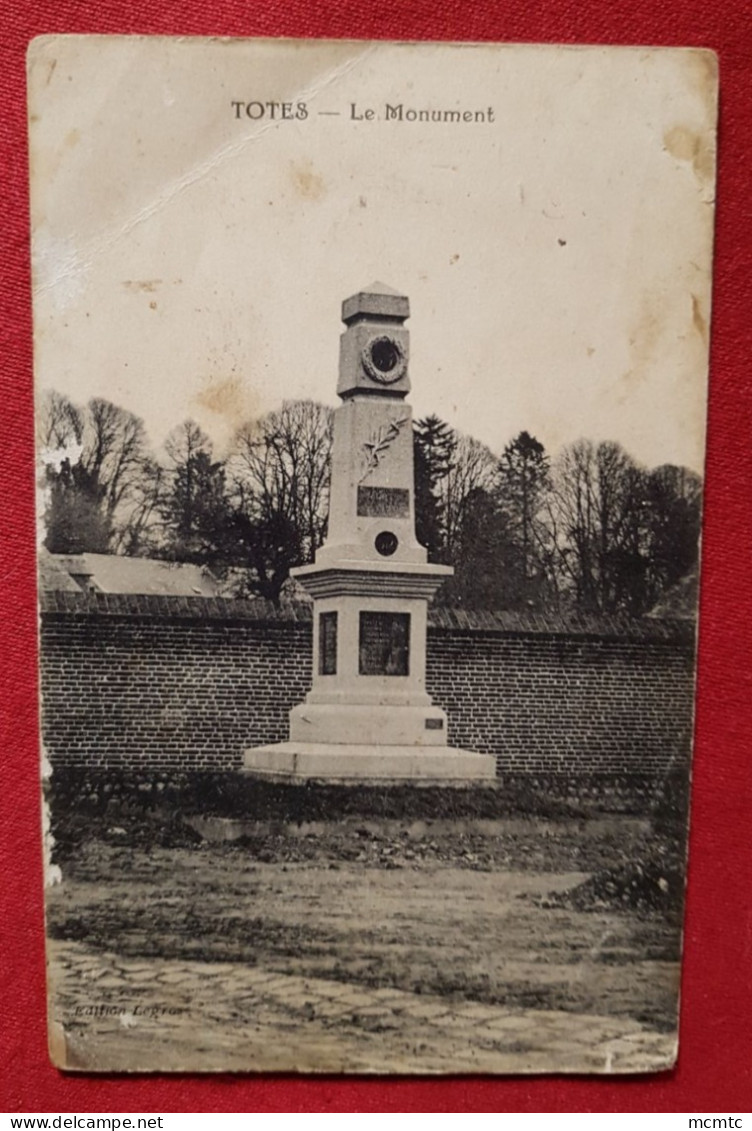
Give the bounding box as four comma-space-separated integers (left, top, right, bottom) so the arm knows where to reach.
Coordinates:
217, 400, 334, 600
38, 384, 701, 615
644, 464, 702, 600
231, 399, 334, 564
441, 432, 497, 559
551, 439, 651, 614
37, 390, 83, 451
40, 391, 156, 555
117, 458, 166, 556
83, 398, 150, 527
551, 439, 598, 610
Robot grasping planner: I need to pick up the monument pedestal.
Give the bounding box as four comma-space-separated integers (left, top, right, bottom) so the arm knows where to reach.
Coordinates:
243, 742, 496, 784
243, 283, 496, 786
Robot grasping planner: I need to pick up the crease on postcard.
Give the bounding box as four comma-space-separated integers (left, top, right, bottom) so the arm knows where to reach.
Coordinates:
30, 42, 379, 302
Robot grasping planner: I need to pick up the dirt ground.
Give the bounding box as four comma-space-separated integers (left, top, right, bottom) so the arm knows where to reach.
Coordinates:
44, 812, 684, 1073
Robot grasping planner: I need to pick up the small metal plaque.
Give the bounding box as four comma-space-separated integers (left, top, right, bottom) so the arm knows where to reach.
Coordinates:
357, 486, 409, 518
425, 718, 444, 730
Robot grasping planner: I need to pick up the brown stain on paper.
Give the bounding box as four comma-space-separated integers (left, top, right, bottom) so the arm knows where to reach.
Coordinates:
616, 285, 708, 453
290, 161, 325, 202
193, 376, 261, 432
663, 125, 714, 184
669, 50, 718, 185
629, 298, 666, 371
616, 291, 671, 402
122, 279, 162, 294
691, 293, 708, 344
684, 48, 719, 105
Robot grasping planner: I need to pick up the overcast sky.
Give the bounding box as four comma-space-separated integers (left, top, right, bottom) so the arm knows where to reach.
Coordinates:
29, 37, 716, 471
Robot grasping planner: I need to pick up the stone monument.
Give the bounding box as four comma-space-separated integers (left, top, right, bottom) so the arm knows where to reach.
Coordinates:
244, 283, 496, 782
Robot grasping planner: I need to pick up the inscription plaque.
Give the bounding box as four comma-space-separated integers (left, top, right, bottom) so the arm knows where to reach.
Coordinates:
318, 611, 337, 675
359, 612, 410, 676
357, 486, 410, 518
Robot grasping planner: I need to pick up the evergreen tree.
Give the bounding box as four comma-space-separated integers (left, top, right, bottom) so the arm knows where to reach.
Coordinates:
160, 421, 229, 563
437, 487, 517, 609
494, 431, 555, 609
413, 415, 456, 562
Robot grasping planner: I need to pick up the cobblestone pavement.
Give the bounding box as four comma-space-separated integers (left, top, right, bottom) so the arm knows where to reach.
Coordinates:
50, 940, 675, 1074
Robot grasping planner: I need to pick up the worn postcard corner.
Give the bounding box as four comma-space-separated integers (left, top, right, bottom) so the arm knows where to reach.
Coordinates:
30, 35, 717, 1075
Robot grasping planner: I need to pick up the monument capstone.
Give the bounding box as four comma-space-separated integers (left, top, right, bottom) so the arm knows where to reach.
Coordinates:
244, 283, 496, 783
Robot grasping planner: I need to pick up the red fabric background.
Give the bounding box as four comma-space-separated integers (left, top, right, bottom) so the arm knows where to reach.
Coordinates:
2, 0, 750, 1114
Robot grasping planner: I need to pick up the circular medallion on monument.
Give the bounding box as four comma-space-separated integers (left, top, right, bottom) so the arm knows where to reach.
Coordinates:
361, 335, 407, 385
374, 530, 399, 557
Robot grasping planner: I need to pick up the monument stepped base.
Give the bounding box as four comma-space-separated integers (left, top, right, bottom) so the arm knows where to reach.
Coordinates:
243, 742, 496, 784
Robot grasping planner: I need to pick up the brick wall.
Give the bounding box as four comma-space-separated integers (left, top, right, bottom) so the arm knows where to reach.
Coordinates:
427, 622, 695, 775
39, 593, 696, 776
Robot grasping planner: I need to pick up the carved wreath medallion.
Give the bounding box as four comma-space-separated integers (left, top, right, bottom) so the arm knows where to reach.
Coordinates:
361, 335, 407, 385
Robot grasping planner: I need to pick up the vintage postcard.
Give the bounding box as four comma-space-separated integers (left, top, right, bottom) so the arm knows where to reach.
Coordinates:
28, 36, 717, 1073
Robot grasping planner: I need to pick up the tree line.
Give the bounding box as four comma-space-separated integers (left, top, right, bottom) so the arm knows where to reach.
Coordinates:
39, 391, 701, 617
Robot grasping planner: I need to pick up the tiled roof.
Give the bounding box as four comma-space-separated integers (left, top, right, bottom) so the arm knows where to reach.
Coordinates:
46, 553, 220, 597
38, 590, 694, 642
